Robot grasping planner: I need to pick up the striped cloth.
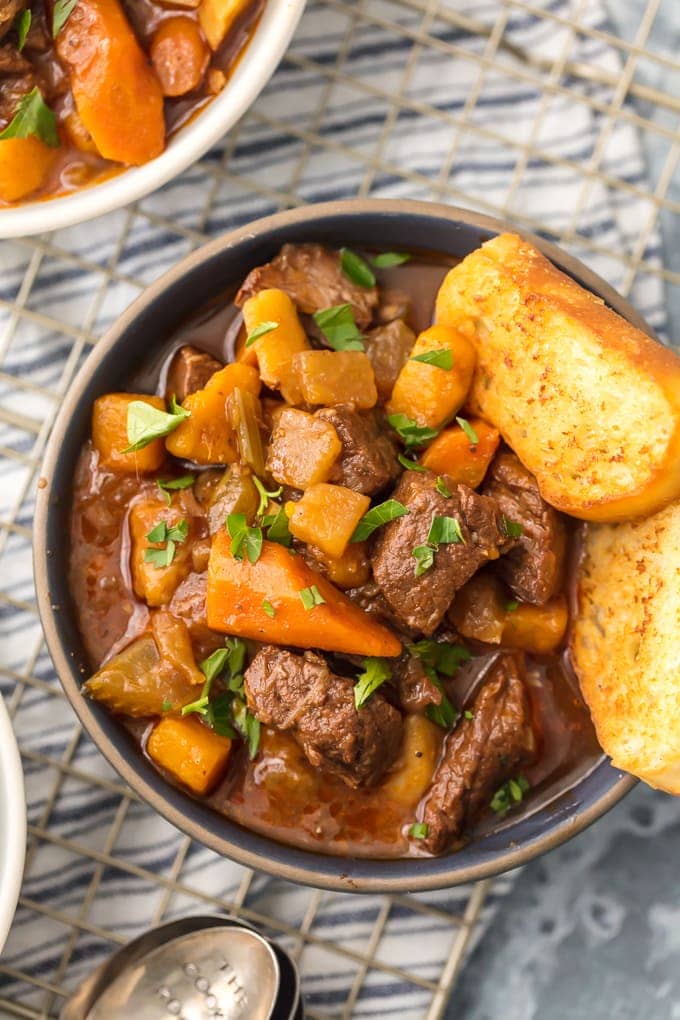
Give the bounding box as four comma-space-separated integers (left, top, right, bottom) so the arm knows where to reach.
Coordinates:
0, 0, 667, 1016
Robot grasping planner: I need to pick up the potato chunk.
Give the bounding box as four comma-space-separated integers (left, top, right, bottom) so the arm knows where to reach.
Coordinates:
387, 324, 476, 429
287, 484, 370, 559
420, 417, 500, 488
0, 138, 57, 202
502, 597, 568, 654
241, 288, 309, 403
165, 363, 260, 464
291, 351, 378, 409
199, 0, 251, 50
266, 408, 342, 489
92, 393, 166, 474
147, 715, 232, 795
382, 715, 442, 809
129, 500, 195, 606
307, 541, 371, 589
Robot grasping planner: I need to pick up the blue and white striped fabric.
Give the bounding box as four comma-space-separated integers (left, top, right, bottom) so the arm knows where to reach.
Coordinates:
0, 0, 668, 1016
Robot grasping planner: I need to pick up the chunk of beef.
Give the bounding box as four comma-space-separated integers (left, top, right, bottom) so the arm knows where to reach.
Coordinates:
365, 319, 416, 400
345, 581, 419, 640
420, 654, 536, 853
375, 289, 411, 325
245, 646, 403, 788
0, 42, 29, 74
0, 42, 34, 127
394, 655, 442, 714
235, 243, 378, 329
0, 1, 27, 42
483, 451, 566, 605
371, 471, 507, 635
315, 406, 400, 496
165, 345, 223, 403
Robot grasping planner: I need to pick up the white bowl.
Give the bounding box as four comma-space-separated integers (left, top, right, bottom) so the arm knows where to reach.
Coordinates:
0, 0, 306, 239
0, 694, 25, 954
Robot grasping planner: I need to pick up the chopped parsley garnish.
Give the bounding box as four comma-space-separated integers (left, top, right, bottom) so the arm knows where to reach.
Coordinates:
52, 0, 79, 36
233, 699, 261, 758
181, 638, 247, 742
435, 476, 452, 498
506, 600, 519, 613
253, 477, 283, 517
412, 544, 435, 577
407, 640, 471, 676
502, 516, 523, 540
262, 598, 276, 618
299, 585, 325, 610
409, 822, 429, 840
411, 348, 453, 370
227, 512, 263, 564
16, 8, 31, 50
157, 475, 194, 505
261, 505, 293, 547
464, 710, 474, 720
427, 515, 465, 546
313, 303, 365, 351
397, 452, 427, 472
354, 657, 391, 709
123, 398, 189, 453
161, 699, 173, 713
426, 697, 459, 730
351, 499, 409, 542
206, 692, 237, 739
245, 320, 278, 347
340, 248, 376, 288
387, 413, 439, 450
455, 416, 478, 445
490, 775, 530, 816
144, 518, 188, 569
0, 87, 59, 147
372, 252, 411, 268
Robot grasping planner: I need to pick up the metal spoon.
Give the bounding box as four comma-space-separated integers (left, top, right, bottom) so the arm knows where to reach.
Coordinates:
61, 916, 286, 1020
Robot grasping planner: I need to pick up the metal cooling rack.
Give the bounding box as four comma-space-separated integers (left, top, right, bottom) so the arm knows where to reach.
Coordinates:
0, 0, 678, 1017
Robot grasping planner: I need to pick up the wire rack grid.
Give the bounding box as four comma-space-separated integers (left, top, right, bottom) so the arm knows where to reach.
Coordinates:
0, 0, 678, 1017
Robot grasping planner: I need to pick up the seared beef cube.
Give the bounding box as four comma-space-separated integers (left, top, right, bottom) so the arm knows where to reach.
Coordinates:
165, 345, 223, 403
345, 581, 419, 640
365, 319, 416, 401
395, 655, 443, 714
315, 406, 400, 496
483, 452, 566, 605
235, 243, 378, 329
420, 653, 536, 853
371, 472, 506, 635
0, 43, 34, 127
245, 646, 403, 788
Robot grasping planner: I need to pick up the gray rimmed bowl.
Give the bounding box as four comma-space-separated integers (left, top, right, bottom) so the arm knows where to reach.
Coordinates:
33, 200, 638, 893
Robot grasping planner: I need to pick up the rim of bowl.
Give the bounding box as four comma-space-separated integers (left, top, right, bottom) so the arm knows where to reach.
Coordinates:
34, 199, 638, 892
0, 694, 26, 952
0, 0, 307, 239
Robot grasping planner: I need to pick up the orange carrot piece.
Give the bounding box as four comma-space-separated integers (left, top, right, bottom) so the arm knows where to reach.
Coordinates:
0, 138, 56, 202
147, 715, 232, 795
420, 417, 500, 488
207, 534, 402, 657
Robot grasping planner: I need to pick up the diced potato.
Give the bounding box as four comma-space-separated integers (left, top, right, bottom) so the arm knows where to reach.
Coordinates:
129, 501, 195, 607
206, 464, 259, 534
147, 715, 232, 795
381, 715, 442, 808
291, 350, 378, 409
0, 137, 57, 202
309, 541, 371, 589
256, 729, 320, 805
83, 634, 196, 716
266, 408, 342, 489
287, 484, 370, 559
92, 393, 166, 474
165, 363, 260, 464
199, 0, 251, 50
241, 288, 309, 403
387, 324, 476, 429
150, 611, 204, 686
448, 573, 507, 644
365, 319, 416, 400
502, 597, 568, 654
420, 417, 500, 487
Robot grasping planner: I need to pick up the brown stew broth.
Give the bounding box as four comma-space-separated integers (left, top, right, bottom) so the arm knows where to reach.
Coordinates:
68, 253, 601, 859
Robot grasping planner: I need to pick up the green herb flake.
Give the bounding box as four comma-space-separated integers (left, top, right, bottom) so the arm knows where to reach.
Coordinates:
407, 639, 471, 677
161, 699, 173, 713
340, 248, 376, 288
205, 692, 237, 739
354, 657, 391, 710
397, 452, 427, 473
157, 475, 194, 504
16, 8, 31, 49
455, 416, 479, 445
387, 413, 439, 450
0, 87, 59, 148
299, 585, 326, 611
123, 399, 190, 454
464, 710, 474, 720
409, 822, 429, 840
505, 600, 519, 613
52, 0, 79, 37
490, 775, 530, 816
435, 476, 452, 498
427, 515, 465, 546
312, 303, 365, 351
502, 516, 523, 540
372, 252, 412, 268
253, 476, 283, 517
245, 320, 278, 347
227, 512, 263, 565
262, 598, 276, 618
233, 699, 261, 759
351, 499, 409, 542
411, 348, 453, 370
426, 696, 459, 730
199, 647, 231, 684
143, 540, 176, 569
412, 544, 435, 577
146, 521, 168, 544
262, 505, 293, 547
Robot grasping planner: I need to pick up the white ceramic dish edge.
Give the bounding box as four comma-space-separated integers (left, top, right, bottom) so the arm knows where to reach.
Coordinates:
0, 694, 26, 955
0, 0, 307, 239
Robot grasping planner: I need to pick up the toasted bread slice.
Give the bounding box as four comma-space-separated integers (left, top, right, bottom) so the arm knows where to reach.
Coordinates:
435, 233, 680, 522
571, 500, 680, 793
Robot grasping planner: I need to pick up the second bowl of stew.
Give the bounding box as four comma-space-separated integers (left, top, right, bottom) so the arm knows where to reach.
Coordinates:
34, 200, 637, 892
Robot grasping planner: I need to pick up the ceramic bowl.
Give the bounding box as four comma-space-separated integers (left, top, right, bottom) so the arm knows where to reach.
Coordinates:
0, 693, 26, 951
